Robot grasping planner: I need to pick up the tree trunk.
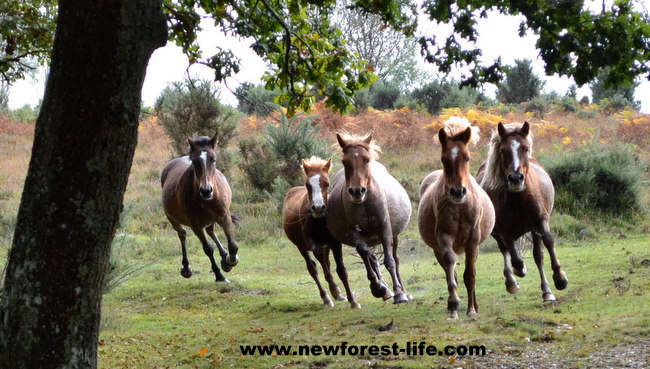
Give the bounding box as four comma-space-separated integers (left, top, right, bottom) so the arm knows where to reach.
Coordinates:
0, 1, 166, 368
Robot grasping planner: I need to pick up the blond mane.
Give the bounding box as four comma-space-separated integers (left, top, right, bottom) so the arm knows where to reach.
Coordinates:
435, 116, 481, 147
480, 122, 535, 191
303, 156, 329, 167
336, 131, 382, 160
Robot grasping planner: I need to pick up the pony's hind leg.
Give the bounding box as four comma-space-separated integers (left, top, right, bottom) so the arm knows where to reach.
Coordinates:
191, 225, 229, 283
510, 239, 527, 278
541, 220, 568, 291
330, 241, 361, 309
313, 245, 345, 301
168, 217, 192, 278
299, 246, 334, 307
532, 232, 556, 301
495, 234, 520, 294
356, 242, 393, 301
216, 214, 239, 272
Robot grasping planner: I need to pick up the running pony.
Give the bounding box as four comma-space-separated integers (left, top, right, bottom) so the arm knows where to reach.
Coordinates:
161, 133, 239, 283
326, 133, 412, 304
282, 157, 360, 308
418, 118, 495, 318
477, 122, 568, 301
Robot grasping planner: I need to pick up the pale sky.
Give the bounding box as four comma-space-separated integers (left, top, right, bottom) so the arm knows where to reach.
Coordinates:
7, 11, 649, 113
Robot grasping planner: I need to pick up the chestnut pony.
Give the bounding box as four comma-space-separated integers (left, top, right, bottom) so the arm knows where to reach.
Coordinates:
477, 122, 568, 301
161, 133, 239, 283
418, 118, 495, 319
326, 133, 412, 304
282, 157, 360, 308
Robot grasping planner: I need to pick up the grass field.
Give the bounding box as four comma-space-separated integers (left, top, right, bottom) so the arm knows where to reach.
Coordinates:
1, 107, 650, 368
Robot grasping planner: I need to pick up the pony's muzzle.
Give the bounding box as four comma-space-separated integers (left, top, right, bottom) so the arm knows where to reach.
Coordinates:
449, 186, 467, 203
347, 186, 367, 203
310, 204, 327, 217
199, 185, 214, 199
507, 173, 525, 191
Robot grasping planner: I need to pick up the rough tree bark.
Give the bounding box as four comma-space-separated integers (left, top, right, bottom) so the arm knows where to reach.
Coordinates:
0, 1, 166, 368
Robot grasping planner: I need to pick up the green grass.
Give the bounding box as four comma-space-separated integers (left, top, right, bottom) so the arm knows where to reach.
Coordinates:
98, 224, 650, 368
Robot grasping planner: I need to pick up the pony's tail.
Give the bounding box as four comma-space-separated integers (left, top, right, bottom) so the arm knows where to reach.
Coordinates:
515, 233, 533, 255
230, 212, 241, 226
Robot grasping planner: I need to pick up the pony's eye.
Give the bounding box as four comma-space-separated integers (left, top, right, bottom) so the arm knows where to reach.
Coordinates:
465, 157, 470, 163
324, 182, 329, 188
364, 158, 370, 164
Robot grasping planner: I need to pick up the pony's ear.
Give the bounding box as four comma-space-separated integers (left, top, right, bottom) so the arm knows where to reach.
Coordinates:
459, 126, 472, 145
497, 122, 507, 138
362, 133, 372, 146
336, 133, 347, 149
324, 158, 332, 173
520, 121, 530, 138
209, 131, 219, 148
187, 136, 197, 152
301, 159, 309, 174
438, 128, 448, 147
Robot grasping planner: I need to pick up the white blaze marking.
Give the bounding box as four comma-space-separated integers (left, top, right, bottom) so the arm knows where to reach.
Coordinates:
354, 152, 359, 157
451, 147, 459, 161
200, 151, 208, 164
308, 174, 324, 207
510, 140, 521, 171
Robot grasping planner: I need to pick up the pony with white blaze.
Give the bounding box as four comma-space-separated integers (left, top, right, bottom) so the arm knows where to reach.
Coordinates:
282, 157, 360, 308
418, 117, 495, 318
477, 122, 568, 302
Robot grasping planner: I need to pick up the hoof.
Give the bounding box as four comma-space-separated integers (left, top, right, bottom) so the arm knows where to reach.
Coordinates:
506, 282, 520, 294
350, 301, 362, 309
370, 283, 388, 299
323, 299, 335, 307
221, 254, 239, 272
334, 294, 346, 301
216, 276, 230, 284
467, 310, 479, 320
554, 275, 568, 290
513, 266, 526, 278
447, 310, 459, 320
406, 293, 414, 301
382, 289, 394, 301
393, 293, 409, 304
180, 266, 193, 279
542, 292, 557, 302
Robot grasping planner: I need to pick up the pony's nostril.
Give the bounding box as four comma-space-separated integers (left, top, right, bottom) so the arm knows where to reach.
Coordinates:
360, 187, 367, 194
321, 204, 327, 210
461, 187, 467, 196
311, 205, 317, 211
348, 188, 354, 195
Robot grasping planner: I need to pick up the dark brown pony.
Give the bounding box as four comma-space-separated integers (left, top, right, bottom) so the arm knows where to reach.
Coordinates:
477, 122, 568, 301
418, 118, 495, 318
282, 157, 360, 308
326, 133, 412, 304
161, 133, 239, 283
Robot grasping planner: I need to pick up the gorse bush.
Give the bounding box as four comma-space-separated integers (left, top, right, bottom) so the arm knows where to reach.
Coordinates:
543, 145, 644, 218
154, 78, 242, 173
238, 111, 331, 194
235, 82, 282, 116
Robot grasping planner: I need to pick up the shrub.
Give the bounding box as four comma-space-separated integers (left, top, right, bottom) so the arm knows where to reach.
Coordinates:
266, 111, 331, 185
237, 137, 278, 192
496, 59, 544, 104
543, 145, 644, 218
369, 81, 401, 110
154, 78, 242, 173
411, 80, 481, 114
559, 96, 579, 113
235, 82, 281, 116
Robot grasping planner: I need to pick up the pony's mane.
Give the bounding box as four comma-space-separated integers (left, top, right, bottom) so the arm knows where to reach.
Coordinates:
436, 116, 480, 147
480, 122, 535, 191
303, 156, 328, 167
337, 131, 382, 160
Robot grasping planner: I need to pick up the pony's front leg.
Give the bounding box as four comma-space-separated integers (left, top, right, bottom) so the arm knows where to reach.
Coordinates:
353, 233, 392, 300
217, 213, 239, 272
380, 232, 408, 304
313, 245, 345, 302
494, 234, 520, 294
464, 244, 479, 318
540, 220, 568, 291
191, 225, 229, 283
330, 241, 361, 309
532, 232, 556, 301
392, 235, 413, 301
437, 232, 460, 319
168, 217, 192, 278
299, 242, 334, 307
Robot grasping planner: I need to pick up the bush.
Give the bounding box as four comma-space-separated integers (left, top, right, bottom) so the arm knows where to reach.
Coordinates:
559, 96, 579, 113
154, 78, 242, 173
496, 59, 544, 104
411, 80, 481, 114
237, 137, 278, 193
543, 145, 644, 218
235, 82, 281, 116
369, 81, 401, 110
